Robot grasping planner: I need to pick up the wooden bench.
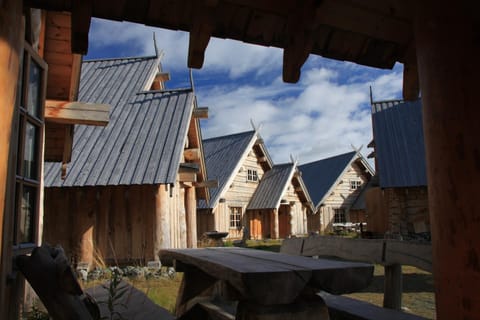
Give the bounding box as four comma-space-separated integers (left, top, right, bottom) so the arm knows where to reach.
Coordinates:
281, 237, 432, 320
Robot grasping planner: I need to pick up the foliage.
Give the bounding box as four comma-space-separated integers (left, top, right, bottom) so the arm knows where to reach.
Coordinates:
98, 268, 128, 320
22, 304, 49, 320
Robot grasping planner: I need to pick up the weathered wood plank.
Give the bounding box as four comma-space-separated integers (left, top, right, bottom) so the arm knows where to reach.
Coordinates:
301, 236, 384, 264
385, 240, 432, 272
45, 100, 110, 126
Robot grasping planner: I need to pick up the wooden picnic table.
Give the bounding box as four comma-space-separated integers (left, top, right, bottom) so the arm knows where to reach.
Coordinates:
160, 247, 374, 320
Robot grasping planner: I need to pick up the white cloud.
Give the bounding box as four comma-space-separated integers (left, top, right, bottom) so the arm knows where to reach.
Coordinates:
87, 19, 404, 167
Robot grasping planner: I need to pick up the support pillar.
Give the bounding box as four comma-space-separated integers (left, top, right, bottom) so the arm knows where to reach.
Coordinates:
272, 209, 279, 239
0, 0, 24, 316
185, 187, 197, 248
414, 1, 480, 318
154, 185, 170, 260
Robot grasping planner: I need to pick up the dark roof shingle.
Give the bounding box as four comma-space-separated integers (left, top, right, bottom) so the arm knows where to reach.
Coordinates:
299, 151, 357, 207
371, 99, 427, 188
247, 163, 295, 210
45, 56, 194, 187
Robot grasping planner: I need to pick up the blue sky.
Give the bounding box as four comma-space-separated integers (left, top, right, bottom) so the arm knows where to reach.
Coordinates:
86, 18, 404, 166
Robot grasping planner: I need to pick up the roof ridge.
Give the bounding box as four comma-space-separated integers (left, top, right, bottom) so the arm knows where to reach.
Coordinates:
83, 55, 158, 63
203, 130, 256, 142
300, 150, 356, 167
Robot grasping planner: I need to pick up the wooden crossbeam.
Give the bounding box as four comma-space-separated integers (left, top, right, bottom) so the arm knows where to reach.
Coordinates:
71, 0, 92, 54
179, 172, 197, 183
45, 100, 110, 126
194, 180, 219, 188
193, 107, 208, 119
188, 1, 218, 68
184, 148, 201, 162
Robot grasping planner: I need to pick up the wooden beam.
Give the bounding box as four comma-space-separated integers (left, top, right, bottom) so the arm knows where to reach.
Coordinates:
188, 1, 218, 68
193, 107, 208, 119
283, 0, 318, 83
194, 180, 219, 188
402, 44, 419, 101
45, 100, 110, 126
71, 0, 92, 54
179, 172, 197, 183
257, 156, 267, 163
185, 187, 197, 248
184, 148, 201, 162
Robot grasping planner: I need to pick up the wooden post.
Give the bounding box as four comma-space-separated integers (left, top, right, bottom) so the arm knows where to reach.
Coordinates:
414, 1, 480, 318
0, 0, 24, 316
154, 184, 170, 260
185, 187, 197, 248
383, 264, 402, 310
272, 209, 279, 239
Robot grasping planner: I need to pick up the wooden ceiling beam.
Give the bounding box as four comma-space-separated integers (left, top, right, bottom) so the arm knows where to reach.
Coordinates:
71, 0, 92, 54
188, 1, 218, 68
194, 180, 219, 188
282, 0, 318, 83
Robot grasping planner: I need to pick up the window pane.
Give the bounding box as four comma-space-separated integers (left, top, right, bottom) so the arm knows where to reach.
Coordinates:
19, 186, 36, 243
16, 51, 24, 107
24, 122, 39, 179
27, 59, 42, 117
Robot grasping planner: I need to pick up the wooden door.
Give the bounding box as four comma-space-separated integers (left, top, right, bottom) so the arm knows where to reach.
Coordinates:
278, 205, 291, 239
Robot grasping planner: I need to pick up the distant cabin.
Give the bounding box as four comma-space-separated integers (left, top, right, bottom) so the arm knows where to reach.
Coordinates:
43, 54, 208, 268
197, 130, 313, 241
367, 99, 429, 238
299, 151, 374, 233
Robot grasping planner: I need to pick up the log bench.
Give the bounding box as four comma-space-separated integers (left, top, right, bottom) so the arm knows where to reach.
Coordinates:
281, 237, 432, 320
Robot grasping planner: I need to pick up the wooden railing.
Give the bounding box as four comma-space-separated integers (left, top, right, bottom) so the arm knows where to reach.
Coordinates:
281, 236, 432, 312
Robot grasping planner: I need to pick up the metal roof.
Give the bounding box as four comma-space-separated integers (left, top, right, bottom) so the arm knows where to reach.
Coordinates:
45, 56, 195, 187
372, 99, 427, 188
198, 131, 257, 209
247, 163, 295, 210
299, 151, 357, 208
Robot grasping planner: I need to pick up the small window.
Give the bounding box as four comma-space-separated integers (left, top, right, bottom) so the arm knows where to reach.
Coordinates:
334, 209, 346, 223
350, 180, 362, 190
247, 169, 258, 182
229, 207, 242, 229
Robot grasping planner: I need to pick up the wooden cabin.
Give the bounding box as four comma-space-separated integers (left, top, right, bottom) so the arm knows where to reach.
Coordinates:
43, 53, 209, 268
2, 1, 480, 318
247, 163, 313, 240
299, 151, 374, 233
197, 131, 272, 240
366, 99, 429, 238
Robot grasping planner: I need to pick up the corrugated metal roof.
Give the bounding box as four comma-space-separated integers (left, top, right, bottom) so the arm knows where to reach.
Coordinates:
198, 131, 257, 209
247, 163, 295, 210
299, 151, 357, 208
45, 56, 195, 187
372, 99, 427, 188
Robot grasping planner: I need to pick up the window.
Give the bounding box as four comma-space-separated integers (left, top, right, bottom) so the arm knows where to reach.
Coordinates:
350, 180, 362, 190
13, 42, 46, 249
247, 169, 258, 182
229, 207, 242, 229
334, 209, 346, 224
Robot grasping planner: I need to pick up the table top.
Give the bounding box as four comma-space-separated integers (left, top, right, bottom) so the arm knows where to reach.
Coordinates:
160, 247, 373, 305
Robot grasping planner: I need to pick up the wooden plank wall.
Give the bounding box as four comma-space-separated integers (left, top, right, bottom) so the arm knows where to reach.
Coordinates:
214, 149, 266, 239
313, 162, 369, 232
44, 184, 188, 266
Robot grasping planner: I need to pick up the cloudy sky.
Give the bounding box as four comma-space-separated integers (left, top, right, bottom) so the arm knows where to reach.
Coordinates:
86, 18, 404, 166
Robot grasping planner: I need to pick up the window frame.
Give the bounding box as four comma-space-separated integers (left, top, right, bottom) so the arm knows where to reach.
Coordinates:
229, 206, 242, 229
333, 208, 346, 224
12, 41, 47, 253
350, 179, 362, 190
246, 168, 259, 182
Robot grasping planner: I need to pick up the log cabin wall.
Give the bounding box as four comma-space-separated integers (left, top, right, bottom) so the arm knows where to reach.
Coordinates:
44, 182, 189, 267
312, 162, 369, 233
212, 149, 266, 240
